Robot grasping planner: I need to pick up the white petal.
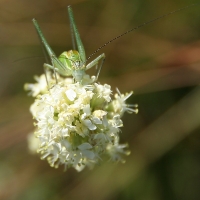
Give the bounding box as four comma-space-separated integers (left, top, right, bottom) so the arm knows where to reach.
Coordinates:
83, 104, 91, 116
48, 118, 54, 124
74, 164, 85, 172
83, 119, 96, 130
78, 143, 92, 150
60, 139, 71, 149
82, 150, 95, 159
94, 133, 105, 140
65, 89, 76, 101
61, 128, 69, 137
92, 117, 102, 124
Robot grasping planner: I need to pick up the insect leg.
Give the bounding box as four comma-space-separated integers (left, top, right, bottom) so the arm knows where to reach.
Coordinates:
43, 63, 54, 70
51, 60, 58, 84
32, 19, 57, 60
86, 53, 105, 70
68, 8, 76, 50
43, 62, 58, 84
96, 56, 105, 81
33, 19, 70, 76
68, 6, 86, 63
43, 64, 50, 90
86, 53, 105, 80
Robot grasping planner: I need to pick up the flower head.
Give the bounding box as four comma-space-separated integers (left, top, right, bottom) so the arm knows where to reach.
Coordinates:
26, 72, 138, 171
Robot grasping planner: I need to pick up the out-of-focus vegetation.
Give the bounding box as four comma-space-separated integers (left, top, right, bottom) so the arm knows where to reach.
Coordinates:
0, 0, 200, 199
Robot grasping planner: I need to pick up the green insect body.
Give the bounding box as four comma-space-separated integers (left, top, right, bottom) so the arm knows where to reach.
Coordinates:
32, 6, 105, 83
58, 50, 86, 81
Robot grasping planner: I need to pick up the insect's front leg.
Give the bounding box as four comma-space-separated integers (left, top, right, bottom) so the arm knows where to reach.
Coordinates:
86, 53, 105, 81
43, 63, 52, 89
43, 62, 58, 84
43, 63, 54, 70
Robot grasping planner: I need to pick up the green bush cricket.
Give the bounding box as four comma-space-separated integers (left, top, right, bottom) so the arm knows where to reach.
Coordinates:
32, 6, 105, 84
32, 4, 196, 84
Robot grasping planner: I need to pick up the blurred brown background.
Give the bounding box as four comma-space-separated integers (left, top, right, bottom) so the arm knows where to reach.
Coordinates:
1, 0, 200, 199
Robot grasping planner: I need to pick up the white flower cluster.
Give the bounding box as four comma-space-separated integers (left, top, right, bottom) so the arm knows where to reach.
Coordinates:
25, 72, 138, 171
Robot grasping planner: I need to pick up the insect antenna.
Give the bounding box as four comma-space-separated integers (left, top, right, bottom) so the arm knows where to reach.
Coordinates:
13, 55, 44, 63
87, 3, 197, 61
